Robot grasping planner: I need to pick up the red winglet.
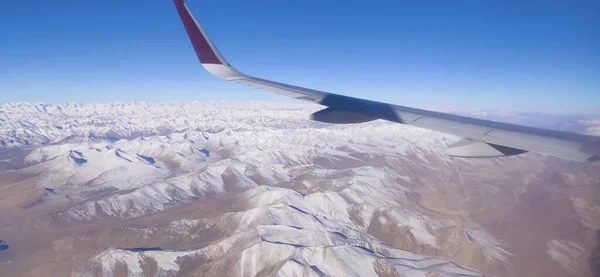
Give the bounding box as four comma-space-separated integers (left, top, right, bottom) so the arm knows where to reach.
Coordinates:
173, 0, 224, 65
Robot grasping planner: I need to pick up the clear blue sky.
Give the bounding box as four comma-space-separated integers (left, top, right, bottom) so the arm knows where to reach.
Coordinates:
1, 1, 598, 112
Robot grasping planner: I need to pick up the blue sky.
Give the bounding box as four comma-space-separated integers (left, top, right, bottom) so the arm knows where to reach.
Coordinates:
1, 1, 598, 112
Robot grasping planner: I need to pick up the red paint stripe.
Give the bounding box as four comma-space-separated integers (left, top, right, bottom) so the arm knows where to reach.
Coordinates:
174, 0, 222, 64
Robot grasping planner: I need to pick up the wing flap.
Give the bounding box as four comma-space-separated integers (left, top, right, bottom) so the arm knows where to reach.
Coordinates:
311, 108, 377, 124
445, 139, 527, 158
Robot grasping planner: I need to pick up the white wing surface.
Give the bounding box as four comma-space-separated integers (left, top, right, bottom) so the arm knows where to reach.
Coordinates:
173, 0, 600, 165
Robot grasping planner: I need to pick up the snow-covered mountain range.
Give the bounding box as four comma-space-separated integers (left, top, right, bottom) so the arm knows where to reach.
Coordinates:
0, 102, 598, 277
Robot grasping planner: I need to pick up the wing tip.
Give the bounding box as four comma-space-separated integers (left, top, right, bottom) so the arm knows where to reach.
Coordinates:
174, 0, 227, 65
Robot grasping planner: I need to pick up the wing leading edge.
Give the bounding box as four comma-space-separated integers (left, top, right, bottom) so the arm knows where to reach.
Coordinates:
173, 0, 600, 166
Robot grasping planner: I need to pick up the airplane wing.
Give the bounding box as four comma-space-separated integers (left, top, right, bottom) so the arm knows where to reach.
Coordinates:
173, 0, 600, 166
